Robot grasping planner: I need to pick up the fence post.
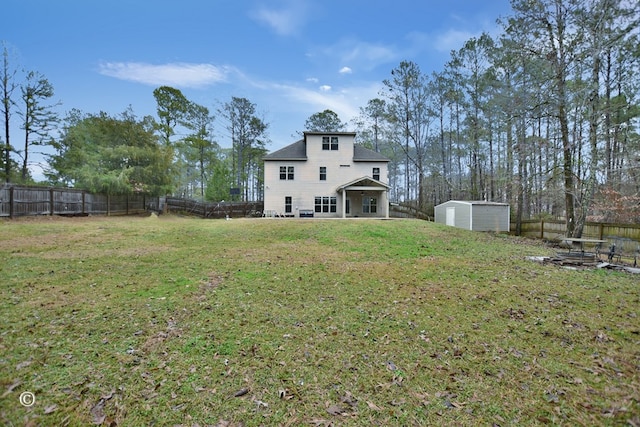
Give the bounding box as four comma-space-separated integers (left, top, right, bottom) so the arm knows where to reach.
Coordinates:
599, 222, 604, 240
107, 194, 111, 216
9, 186, 14, 218
540, 219, 544, 239
50, 188, 55, 216
82, 191, 86, 215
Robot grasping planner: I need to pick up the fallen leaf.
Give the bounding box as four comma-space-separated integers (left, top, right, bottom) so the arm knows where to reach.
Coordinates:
341, 391, 358, 407
233, 388, 249, 397
90, 399, 106, 425
366, 400, 382, 411
101, 390, 115, 400
327, 404, 344, 415
545, 392, 559, 403
44, 404, 58, 414
16, 360, 32, 370
1, 380, 22, 398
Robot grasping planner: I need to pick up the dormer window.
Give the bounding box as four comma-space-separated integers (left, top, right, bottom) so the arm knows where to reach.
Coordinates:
322, 136, 339, 151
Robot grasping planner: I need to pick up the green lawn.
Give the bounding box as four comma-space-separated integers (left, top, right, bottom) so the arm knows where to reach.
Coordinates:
0, 215, 638, 426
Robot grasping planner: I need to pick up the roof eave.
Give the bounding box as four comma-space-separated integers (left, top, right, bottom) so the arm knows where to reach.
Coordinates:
263, 157, 308, 161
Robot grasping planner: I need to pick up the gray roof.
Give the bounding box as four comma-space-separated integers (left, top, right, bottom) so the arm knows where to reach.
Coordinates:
353, 145, 390, 162
438, 200, 509, 206
263, 139, 390, 162
263, 139, 307, 161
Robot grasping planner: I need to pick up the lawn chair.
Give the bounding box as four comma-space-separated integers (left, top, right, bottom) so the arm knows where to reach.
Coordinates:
607, 243, 621, 263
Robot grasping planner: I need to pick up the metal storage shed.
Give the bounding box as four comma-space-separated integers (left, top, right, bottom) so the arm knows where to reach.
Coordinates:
434, 201, 510, 232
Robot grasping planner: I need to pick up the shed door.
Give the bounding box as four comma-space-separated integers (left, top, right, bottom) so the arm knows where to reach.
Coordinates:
446, 207, 455, 226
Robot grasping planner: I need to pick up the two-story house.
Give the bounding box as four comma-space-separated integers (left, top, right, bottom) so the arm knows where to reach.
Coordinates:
263, 131, 390, 218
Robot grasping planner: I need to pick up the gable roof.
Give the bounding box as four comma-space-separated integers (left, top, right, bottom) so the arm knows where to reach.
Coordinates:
263, 139, 307, 161
263, 139, 390, 162
353, 145, 390, 162
337, 176, 390, 191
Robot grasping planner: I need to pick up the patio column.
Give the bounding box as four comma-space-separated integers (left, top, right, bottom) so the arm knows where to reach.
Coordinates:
342, 189, 346, 218
384, 189, 389, 219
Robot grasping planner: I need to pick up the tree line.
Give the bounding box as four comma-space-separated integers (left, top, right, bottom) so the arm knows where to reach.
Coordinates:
2, 0, 639, 234
352, 0, 640, 234
1, 43, 270, 202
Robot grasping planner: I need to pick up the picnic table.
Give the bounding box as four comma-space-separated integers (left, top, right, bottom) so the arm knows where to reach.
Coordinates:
562, 237, 607, 253
557, 237, 607, 264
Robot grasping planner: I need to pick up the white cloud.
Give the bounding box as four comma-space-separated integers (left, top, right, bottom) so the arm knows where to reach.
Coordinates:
250, 1, 312, 36
98, 62, 230, 88
319, 85, 331, 92
306, 77, 319, 83
272, 81, 382, 125
432, 28, 478, 52
339, 66, 352, 74
312, 39, 398, 71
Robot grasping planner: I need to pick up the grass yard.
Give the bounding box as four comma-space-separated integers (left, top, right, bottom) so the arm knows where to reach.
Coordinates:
0, 215, 638, 426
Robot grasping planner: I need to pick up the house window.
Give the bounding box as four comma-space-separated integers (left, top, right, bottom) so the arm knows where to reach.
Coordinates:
322, 136, 339, 151
372, 167, 380, 181
285, 196, 292, 213
362, 197, 377, 213
280, 166, 294, 180
315, 196, 337, 213
319, 166, 326, 181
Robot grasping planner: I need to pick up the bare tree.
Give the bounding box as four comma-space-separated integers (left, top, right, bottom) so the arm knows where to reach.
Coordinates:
1, 43, 19, 182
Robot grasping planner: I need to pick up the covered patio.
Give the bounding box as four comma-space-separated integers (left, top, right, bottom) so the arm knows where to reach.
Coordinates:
337, 177, 390, 219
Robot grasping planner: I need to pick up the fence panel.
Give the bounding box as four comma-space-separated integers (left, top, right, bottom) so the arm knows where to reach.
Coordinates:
85, 193, 108, 214
53, 189, 84, 215
13, 187, 50, 216
512, 219, 640, 252
0, 186, 10, 216
0, 184, 161, 217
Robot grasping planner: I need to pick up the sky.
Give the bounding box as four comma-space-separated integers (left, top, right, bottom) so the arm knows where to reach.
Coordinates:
5, 0, 513, 180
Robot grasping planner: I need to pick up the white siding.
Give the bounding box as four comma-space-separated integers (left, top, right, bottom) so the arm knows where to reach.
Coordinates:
435, 200, 510, 232
264, 134, 388, 217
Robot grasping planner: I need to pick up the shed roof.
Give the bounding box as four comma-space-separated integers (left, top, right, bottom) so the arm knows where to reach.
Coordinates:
437, 200, 509, 207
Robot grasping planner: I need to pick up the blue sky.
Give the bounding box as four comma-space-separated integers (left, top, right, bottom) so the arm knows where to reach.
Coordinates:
5, 0, 512, 178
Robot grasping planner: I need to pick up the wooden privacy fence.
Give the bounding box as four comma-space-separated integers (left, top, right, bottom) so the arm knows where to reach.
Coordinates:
164, 197, 263, 219
513, 219, 640, 253
0, 184, 159, 218
0, 185, 263, 219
